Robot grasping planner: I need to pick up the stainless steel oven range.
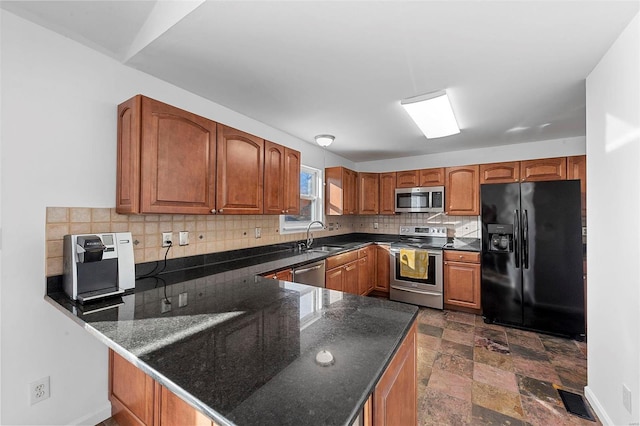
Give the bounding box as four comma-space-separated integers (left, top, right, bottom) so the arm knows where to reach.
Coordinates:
390, 226, 447, 309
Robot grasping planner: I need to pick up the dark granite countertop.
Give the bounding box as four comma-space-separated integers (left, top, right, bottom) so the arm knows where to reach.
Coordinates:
46, 232, 418, 426
442, 238, 481, 252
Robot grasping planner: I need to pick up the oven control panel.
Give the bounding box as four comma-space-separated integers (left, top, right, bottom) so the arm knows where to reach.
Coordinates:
399, 226, 447, 237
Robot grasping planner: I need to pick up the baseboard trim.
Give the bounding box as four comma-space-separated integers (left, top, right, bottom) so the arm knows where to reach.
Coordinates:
584, 386, 613, 426
66, 402, 111, 426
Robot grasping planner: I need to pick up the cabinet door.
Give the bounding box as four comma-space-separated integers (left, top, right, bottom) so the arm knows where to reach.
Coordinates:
357, 256, 369, 295
343, 261, 359, 294
325, 167, 357, 216
216, 124, 264, 214
379, 172, 397, 215
375, 244, 391, 292
358, 173, 380, 215
373, 321, 417, 426
345, 168, 358, 215
445, 165, 480, 215
110, 350, 155, 426
275, 268, 293, 281
117, 96, 142, 214
284, 148, 301, 215
326, 267, 344, 291
139, 96, 217, 215
567, 155, 586, 219
158, 385, 213, 426
396, 170, 419, 188
419, 168, 445, 186
444, 261, 481, 310
480, 162, 520, 184
263, 141, 286, 214
520, 157, 567, 182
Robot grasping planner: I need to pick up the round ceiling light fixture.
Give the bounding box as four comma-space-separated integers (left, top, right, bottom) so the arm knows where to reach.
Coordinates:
315, 134, 335, 147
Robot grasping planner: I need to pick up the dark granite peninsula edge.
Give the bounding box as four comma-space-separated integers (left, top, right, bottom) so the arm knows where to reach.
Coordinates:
46, 272, 418, 426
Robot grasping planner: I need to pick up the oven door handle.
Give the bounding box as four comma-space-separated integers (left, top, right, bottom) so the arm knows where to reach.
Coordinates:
391, 286, 441, 297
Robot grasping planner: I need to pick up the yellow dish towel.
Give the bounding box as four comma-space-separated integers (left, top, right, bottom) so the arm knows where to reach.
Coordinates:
400, 248, 429, 279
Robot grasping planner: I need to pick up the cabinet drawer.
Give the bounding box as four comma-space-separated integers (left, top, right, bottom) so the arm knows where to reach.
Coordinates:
326, 250, 359, 269
444, 251, 480, 263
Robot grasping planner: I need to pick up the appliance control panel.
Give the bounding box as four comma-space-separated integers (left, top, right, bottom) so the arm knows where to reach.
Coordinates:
399, 226, 447, 237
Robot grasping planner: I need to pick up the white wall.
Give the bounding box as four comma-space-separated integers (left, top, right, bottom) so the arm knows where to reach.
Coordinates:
0, 10, 353, 425
356, 136, 585, 172
585, 13, 640, 426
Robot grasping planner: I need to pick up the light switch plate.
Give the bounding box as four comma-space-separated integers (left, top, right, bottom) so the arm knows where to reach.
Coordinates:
179, 231, 189, 246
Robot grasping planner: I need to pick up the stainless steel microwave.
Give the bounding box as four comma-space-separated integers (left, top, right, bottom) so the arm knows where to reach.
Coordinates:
394, 186, 445, 213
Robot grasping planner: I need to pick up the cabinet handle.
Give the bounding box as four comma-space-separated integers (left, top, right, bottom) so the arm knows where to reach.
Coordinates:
282, 210, 285, 213
459, 255, 463, 259
286, 210, 289, 213
211, 209, 217, 214
219, 209, 224, 213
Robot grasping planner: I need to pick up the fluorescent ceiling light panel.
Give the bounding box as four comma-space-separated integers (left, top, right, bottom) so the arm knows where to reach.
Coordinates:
401, 90, 460, 139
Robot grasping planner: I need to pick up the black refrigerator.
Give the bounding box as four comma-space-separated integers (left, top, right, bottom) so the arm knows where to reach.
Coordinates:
481, 180, 585, 338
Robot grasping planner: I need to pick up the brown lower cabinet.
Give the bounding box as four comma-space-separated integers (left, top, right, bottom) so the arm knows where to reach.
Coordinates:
375, 244, 391, 293
109, 320, 417, 426
109, 350, 217, 426
261, 268, 293, 281
443, 251, 481, 313
372, 320, 417, 426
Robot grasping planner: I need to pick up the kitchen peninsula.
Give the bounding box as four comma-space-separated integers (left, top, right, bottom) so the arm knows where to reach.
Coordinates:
46, 253, 418, 426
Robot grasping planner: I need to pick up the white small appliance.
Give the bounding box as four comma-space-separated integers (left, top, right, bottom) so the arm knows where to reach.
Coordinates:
63, 232, 135, 303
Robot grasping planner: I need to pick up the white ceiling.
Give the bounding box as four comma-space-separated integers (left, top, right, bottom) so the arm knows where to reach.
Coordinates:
3, 1, 638, 162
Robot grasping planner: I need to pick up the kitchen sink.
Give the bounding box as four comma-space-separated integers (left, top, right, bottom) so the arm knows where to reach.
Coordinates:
307, 245, 344, 253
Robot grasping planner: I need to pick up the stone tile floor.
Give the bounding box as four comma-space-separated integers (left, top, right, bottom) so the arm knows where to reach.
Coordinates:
416, 307, 599, 425
99, 307, 599, 426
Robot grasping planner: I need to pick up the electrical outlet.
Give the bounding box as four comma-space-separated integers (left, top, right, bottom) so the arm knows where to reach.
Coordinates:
623, 384, 632, 413
30, 376, 50, 405
373, 222, 379, 229
179, 231, 189, 246
255, 227, 261, 239
162, 232, 173, 247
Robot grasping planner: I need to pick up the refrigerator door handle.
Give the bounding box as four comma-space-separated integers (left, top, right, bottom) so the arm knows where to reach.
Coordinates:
522, 209, 529, 269
514, 209, 520, 268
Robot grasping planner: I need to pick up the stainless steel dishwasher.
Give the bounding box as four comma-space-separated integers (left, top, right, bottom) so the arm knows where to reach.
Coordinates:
292, 260, 326, 288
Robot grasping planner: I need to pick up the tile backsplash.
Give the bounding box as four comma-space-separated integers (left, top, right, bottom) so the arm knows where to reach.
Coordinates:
45, 207, 480, 276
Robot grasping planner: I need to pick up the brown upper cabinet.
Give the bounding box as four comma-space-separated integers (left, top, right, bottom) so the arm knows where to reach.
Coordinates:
117, 95, 218, 215
396, 170, 420, 188
567, 155, 586, 218
325, 166, 357, 215
396, 168, 444, 188
479, 161, 520, 184
445, 165, 480, 216
357, 172, 380, 215
520, 157, 567, 182
117, 95, 298, 215
216, 124, 264, 214
264, 141, 300, 215
481, 157, 571, 184
420, 168, 445, 186
379, 172, 397, 215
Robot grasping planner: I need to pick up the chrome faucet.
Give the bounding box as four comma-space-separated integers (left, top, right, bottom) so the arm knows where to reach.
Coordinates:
306, 221, 326, 249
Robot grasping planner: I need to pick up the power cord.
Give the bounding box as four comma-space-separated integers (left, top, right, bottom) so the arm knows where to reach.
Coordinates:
135, 241, 173, 280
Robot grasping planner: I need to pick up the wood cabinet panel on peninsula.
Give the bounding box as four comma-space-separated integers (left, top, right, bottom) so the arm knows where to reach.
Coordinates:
117, 95, 217, 215
109, 350, 217, 426
372, 320, 417, 426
